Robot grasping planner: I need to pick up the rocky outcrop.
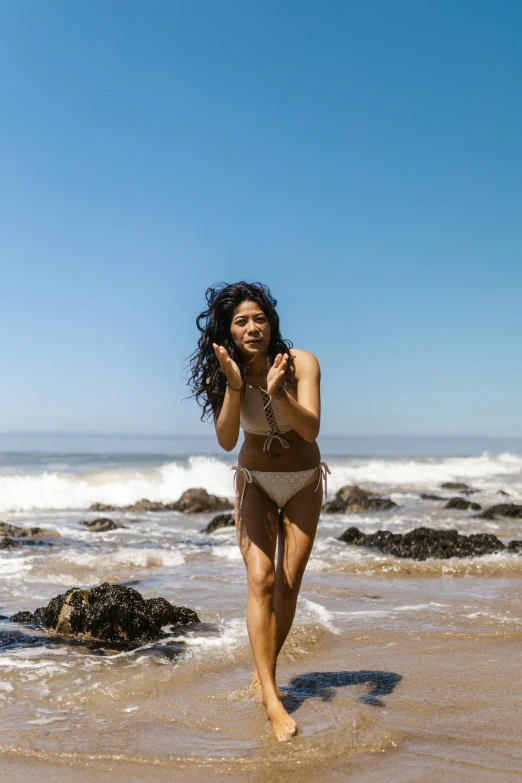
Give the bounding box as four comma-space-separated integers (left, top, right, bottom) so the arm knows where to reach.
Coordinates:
80, 518, 125, 532
507, 540, 522, 553
88, 489, 233, 514
10, 583, 200, 642
445, 497, 481, 511
420, 494, 449, 501
323, 485, 397, 514
1, 537, 53, 549
337, 526, 518, 560
0, 522, 60, 538
477, 504, 522, 521
440, 483, 474, 491
171, 488, 233, 514
204, 513, 235, 533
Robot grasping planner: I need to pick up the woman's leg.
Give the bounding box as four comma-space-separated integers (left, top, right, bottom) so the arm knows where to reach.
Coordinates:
235, 473, 297, 741
252, 473, 323, 687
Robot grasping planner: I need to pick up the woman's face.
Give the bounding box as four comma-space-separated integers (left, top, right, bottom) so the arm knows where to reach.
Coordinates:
229, 300, 271, 359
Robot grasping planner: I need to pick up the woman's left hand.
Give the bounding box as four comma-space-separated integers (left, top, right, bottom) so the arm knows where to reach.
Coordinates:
266, 353, 288, 397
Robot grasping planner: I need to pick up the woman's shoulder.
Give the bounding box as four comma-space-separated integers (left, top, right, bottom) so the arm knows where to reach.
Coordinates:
288, 348, 320, 375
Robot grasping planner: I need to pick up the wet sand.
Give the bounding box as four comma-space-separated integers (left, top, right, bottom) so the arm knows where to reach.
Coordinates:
1, 575, 521, 782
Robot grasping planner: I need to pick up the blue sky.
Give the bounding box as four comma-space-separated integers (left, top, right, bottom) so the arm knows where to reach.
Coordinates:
1, 1, 520, 438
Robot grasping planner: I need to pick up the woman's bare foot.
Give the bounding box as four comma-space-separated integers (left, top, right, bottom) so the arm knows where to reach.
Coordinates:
263, 697, 297, 742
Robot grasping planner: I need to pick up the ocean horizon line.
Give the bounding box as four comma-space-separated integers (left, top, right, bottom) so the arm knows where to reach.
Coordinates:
2, 431, 522, 440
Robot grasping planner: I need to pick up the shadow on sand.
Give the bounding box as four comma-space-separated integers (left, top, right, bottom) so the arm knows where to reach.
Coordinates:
280, 670, 402, 712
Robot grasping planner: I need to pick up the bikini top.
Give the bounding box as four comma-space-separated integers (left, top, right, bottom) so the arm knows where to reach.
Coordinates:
240, 384, 293, 451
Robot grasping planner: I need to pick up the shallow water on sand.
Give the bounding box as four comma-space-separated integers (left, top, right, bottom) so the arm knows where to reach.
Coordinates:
1, 451, 521, 781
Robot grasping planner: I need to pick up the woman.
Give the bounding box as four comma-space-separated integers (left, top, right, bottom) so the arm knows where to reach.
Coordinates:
188, 281, 329, 742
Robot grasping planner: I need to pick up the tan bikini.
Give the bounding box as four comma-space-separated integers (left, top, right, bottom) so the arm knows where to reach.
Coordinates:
232, 384, 330, 509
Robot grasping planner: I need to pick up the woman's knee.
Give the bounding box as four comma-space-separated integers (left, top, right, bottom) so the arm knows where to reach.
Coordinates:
247, 563, 276, 598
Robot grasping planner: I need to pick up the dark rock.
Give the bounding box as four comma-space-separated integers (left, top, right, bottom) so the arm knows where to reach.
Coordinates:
337, 526, 509, 560
204, 513, 235, 533
441, 483, 473, 491
88, 490, 233, 514
171, 488, 233, 514
22, 583, 200, 642
420, 494, 448, 501
80, 518, 124, 532
1, 537, 22, 549
0, 522, 60, 538
145, 597, 200, 627
338, 526, 367, 545
323, 485, 397, 514
497, 490, 511, 497
507, 540, 522, 553
460, 489, 479, 495
129, 499, 176, 511
445, 497, 482, 511
10, 611, 36, 624
1, 537, 53, 549
477, 504, 522, 520
89, 503, 117, 512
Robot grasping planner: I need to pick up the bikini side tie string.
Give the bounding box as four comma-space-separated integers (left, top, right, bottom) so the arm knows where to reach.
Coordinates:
231, 465, 252, 507
314, 461, 331, 497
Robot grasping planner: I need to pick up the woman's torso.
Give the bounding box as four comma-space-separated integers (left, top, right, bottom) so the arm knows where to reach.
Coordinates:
238, 380, 320, 472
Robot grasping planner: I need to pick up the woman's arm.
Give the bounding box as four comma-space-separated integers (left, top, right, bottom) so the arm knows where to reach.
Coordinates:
268, 350, 321, 443
212, 344, 242, 451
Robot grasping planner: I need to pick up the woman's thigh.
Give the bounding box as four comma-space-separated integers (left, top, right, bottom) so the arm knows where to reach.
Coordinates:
277, 474, 323, 587
235, 471, 280, 573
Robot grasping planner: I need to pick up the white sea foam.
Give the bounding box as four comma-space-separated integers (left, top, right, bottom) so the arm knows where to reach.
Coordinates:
0, 558, 33, 577
0, 452, 520, 512
165, 617, 248, 655
0, 456, 235, 512
211, 545, 242, 560
326, 452, 522, 492
28, 547, 185, 574
299, 598, 340, 633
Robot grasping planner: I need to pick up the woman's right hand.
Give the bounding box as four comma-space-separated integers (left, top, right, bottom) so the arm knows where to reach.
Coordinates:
212, 344, 242, 390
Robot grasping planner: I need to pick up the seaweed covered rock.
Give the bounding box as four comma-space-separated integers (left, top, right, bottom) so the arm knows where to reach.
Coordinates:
1, 537, 53, 549
337, 526, 514, 560
323, 485, 397, 514
80, 518, 124, 532
204, 513, 235, 533
0, 522, 60, 538
10, 611, 37, 624
1, 537, 22, 549
507, 540, 522, 553
13, 583, 200, 642
477, 504, 522, 521
420, 494, 448, 501
445, 497, 481, 511
440, 482, 474, 491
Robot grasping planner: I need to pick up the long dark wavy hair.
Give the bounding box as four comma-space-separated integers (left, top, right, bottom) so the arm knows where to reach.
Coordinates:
187, 281, 293, 420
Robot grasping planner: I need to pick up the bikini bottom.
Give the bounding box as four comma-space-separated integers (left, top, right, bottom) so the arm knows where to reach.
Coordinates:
232, 462, 330, 510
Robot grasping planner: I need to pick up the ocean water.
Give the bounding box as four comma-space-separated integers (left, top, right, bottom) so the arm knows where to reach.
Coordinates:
0, 445, 521, 782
